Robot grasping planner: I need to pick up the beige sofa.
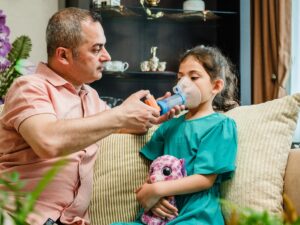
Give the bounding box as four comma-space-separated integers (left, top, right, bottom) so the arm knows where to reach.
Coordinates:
89, 133, 300, 225
1, 93, 300, 225
89, 94, 300, 224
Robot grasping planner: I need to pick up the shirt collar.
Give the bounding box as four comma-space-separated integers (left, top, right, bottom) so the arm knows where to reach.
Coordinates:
36, 62, 89, 93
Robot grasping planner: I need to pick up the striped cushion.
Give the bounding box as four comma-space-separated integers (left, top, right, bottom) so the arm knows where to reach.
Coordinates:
221, 93, 300, 215
89, 127, 157, 225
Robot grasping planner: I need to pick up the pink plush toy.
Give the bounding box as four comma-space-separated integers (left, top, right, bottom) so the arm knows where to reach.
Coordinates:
141, 155, 187, 225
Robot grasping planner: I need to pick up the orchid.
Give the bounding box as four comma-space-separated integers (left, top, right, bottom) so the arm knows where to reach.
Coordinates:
0, 10, 11, 71
0, 10, 32, 101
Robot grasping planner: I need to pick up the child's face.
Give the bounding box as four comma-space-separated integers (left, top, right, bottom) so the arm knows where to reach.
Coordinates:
178, 56, 223, 107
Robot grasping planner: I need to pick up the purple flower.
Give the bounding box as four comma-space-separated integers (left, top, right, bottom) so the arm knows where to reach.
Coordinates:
0, 38, 11, 56
0, 25, 10, 38
0, 10, 11, 71
0, 9, 10, 40
0, 10, 6, 26
0, 55, 10, 71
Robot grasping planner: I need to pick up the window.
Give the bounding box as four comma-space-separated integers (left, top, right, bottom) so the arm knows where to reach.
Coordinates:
291, 0, 300, 143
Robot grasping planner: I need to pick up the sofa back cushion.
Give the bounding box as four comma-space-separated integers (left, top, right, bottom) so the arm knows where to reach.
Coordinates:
220, 93, 300, 217
284, 149, 300, 215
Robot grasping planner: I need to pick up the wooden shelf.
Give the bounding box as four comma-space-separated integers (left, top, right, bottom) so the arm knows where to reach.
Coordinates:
103, 71, 177, 79
92, 5, 237, 21
93, 6, 140, 17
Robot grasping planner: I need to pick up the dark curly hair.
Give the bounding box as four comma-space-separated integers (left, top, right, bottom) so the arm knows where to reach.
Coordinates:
179, 45, 239, 112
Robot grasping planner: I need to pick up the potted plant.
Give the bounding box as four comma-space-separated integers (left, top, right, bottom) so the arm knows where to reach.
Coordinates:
0, 160, 65, 225
0, 10, 33, 104
223, 195, 300, 225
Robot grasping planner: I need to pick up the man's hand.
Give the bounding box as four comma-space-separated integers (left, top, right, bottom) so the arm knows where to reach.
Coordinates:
115, 90, 160, 132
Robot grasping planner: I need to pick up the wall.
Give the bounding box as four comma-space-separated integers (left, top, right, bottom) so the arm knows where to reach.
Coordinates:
291, 0, 300, 143
239, 0, 251, 106
0, 1, 58, 64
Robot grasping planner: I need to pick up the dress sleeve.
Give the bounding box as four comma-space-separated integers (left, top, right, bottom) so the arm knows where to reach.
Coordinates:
194, 117, 238, 182
140, 125, 165, 161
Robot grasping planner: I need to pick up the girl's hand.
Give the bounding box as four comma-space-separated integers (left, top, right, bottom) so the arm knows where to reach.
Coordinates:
135, 182, 161, 211
151, 197, 178, 219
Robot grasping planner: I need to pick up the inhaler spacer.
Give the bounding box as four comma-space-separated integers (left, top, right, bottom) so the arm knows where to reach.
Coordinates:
145, 76, 201, 115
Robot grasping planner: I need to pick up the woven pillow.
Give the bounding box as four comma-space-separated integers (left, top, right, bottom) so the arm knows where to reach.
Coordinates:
89, 127, 157, 225
221, 93, 300, 216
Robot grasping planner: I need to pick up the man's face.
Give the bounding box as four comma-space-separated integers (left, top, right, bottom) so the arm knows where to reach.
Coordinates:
69, 20, 111, 86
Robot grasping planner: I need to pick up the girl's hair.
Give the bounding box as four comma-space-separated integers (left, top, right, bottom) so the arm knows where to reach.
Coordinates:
46, 7, 102, 58
179, 45, 239, 112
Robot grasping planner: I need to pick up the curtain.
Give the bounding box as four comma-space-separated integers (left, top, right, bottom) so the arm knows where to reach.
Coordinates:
251, 0, 291, 103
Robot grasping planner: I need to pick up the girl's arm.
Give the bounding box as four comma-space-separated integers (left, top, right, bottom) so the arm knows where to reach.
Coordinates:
136, 174, 217, 211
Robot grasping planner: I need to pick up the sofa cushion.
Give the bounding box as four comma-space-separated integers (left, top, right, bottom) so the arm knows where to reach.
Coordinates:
89, 128, 156, 225
90, 94, 299, 224
284, 149, 300, 215
221, 94, 300, 216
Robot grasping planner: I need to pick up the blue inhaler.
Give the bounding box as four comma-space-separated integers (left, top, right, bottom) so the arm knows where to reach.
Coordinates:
156, 86, 186, 115
145, 76, 201, 115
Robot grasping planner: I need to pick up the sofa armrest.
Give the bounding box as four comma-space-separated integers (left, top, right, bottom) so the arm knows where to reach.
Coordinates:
284, 149, 300, 215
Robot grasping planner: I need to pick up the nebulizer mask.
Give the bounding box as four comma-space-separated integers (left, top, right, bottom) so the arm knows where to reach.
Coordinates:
145, 76, 201, 115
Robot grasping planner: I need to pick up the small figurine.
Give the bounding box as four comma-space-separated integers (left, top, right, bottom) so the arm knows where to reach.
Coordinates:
149, 46, 159, 71
140, 47, 167, 72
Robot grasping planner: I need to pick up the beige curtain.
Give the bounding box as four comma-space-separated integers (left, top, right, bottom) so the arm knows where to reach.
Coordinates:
251, 0, 291, 103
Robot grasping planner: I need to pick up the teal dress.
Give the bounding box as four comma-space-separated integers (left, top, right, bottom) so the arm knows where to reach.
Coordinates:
111, 112, 237, 225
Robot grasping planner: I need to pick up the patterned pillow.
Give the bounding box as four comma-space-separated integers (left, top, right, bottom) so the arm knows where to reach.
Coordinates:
221, 93, 300, 216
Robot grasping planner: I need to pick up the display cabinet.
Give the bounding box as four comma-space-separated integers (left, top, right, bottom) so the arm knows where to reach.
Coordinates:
87, 0, 240, 103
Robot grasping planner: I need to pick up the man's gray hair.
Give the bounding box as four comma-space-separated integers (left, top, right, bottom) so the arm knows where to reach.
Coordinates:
46, 7, 102, 58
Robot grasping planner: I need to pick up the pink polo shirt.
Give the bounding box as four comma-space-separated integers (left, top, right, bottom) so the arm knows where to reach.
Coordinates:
0, 62, 109, 225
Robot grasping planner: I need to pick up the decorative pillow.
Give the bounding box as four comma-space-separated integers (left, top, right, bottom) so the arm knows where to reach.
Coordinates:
221, 93, 300, 216
89, 127, 157, 225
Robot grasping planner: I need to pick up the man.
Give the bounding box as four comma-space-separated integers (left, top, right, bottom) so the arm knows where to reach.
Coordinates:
0, 7, 179, 225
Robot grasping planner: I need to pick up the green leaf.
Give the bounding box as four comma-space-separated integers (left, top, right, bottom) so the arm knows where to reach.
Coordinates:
0, 35, 31, 98
7, 36, 32, 63
0, 68, 21, 98
0, 159, 65, 225
10, 172, 20, 182
0, 212, 4, 225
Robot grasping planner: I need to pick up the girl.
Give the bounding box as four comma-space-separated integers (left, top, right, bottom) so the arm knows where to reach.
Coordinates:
112, 45, 238, 225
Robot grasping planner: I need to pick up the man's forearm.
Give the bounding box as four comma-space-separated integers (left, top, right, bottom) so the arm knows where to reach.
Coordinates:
19, 107, 124, 158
